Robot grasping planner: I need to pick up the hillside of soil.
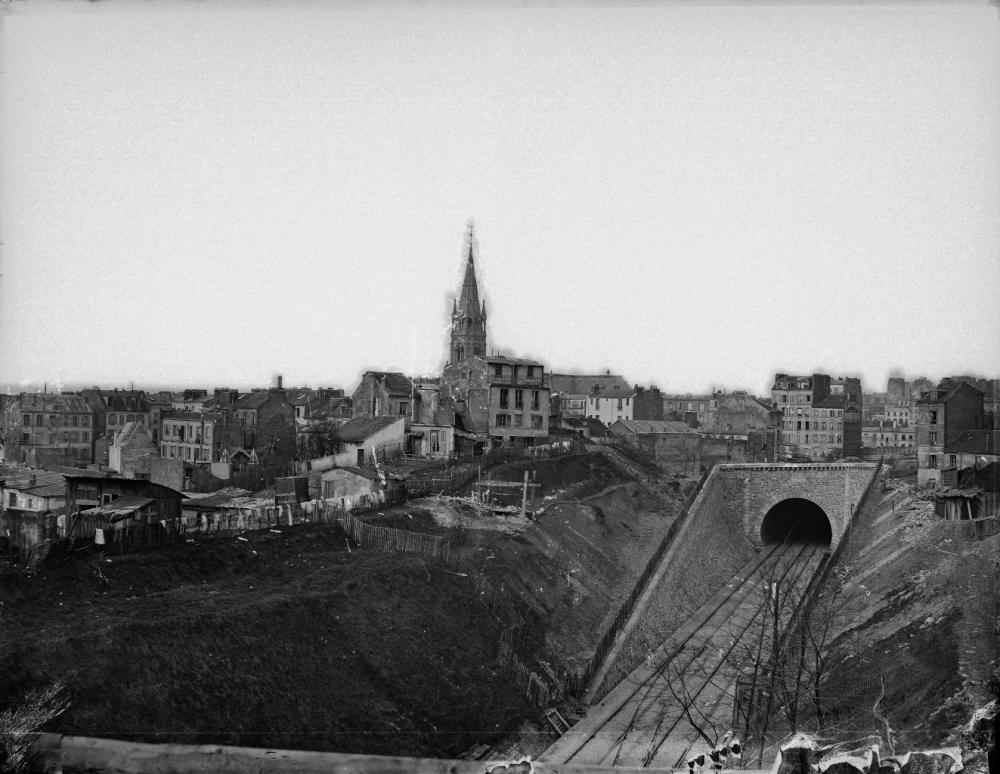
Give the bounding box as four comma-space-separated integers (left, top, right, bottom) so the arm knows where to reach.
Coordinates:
820, 471, 999, 749
0, 451, 685, 758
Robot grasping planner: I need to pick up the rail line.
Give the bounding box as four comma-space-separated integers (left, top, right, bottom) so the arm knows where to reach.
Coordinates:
543, 539, 828, 768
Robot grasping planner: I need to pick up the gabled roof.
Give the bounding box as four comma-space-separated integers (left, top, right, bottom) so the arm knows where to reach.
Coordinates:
235, 392, 271, 410
19, 394, 92, 413
611, 419, 693, 434
946, 429, 998, 456
550, 373, 630, 396
361, 372, 413, 396
334, 415, 403, 443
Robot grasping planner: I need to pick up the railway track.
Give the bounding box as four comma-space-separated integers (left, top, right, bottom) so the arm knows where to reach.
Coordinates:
540, 539, 828, 768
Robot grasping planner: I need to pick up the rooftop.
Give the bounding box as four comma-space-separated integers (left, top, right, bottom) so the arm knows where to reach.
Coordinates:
335, 415, 403, 443
947, 429, 998, 456
359, 371, 413, 396
611, 419, 693, 434
550, 373, 630, 395
20, 394, 92, 413
81, 496, 154, 521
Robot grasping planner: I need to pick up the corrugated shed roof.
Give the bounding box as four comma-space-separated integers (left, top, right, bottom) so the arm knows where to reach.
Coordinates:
335, 415, 403, 443
612, 419, 693, 434
82, 496, 154, 519
182, 488, 252, 510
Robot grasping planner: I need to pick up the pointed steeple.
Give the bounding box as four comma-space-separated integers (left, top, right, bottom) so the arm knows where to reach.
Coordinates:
449, 219, 488, 364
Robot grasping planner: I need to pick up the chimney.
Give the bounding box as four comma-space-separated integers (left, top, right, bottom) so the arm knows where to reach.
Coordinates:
276, 375, 283, 390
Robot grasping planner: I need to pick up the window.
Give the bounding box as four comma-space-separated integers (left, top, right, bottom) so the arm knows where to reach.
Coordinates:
398, 402, 407, 415
928, 454, 937, 469
22, 413, 30, 425
430, 430, 440, 453
531, 415, 543, 429
531, 391, 540, 411
515, 390, 524, 409
617, 399, 623, 410
949, 454, 957, 468
493, 363, 503, 377
513, 414, 523, 427
496, 413, 510, 427
929, 432, 938, 445
8, 493, 14, 506
499, 389, 509, 409
929, 410, 938, 423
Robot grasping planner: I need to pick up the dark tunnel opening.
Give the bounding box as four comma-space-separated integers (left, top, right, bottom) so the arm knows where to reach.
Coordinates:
760, 498, 833, 546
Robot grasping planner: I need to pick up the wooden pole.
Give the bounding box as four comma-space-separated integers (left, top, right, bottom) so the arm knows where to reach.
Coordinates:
521, 469, 529, 516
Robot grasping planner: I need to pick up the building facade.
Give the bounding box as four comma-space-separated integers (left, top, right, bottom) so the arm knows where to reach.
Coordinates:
17, 393, 95, 464
914, 381, 985, 486
771, 373, 863, 461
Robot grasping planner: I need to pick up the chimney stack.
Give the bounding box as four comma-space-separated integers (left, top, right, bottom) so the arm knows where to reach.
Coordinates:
276, 375, 283, 390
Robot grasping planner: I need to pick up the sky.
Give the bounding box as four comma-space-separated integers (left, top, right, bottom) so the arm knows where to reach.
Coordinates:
1, 0, 998, 398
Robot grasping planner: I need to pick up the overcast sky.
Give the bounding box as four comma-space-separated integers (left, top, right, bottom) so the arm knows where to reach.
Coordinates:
2, 1, 997, 397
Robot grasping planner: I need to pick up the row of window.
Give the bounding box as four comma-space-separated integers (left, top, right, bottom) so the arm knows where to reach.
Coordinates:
21, 430, 90, 443
499, 389, 542, 411
22, 413, 91, 427
161, 443, 209, 461
784, 420, 841, 431
781, 406, 844, 418
926, 454, 959, 469
108, 413, 146, 426
592, 397, 631, 410
492, 364, 540, 380
163, 423, 213, 442
495, 414, 545, 429
781, 432, 843, 444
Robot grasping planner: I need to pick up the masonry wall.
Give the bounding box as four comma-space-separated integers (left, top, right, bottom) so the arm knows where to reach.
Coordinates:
716, 463, 876, 549
600, 466, 757, 692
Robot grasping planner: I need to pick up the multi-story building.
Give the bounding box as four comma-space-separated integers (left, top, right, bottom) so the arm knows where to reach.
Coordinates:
712, 391, 772, 433
887, 377, 909, 407
873, 406, 912, 427
438, 223, 549, 448
914, 381, 984, 486
861, 422, 916, 452
549, 373, 632, 419
771, 373, 863, 461
351, 372, 414, 420
160, 412, 220, 464
586, 385, 636, 425
17, 393, 95, 464
662, 394, 718, 428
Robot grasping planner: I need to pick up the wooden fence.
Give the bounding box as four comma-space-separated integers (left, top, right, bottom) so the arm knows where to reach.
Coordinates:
339, 510, 452, 561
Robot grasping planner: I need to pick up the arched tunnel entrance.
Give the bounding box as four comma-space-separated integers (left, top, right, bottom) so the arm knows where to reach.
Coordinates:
761, 498, 833, 546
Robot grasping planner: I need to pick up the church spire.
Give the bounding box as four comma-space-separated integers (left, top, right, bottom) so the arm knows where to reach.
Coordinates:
449, 219, 488, 364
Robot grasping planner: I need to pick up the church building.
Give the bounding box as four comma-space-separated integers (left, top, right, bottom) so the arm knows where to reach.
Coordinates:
440, 222, 550, 449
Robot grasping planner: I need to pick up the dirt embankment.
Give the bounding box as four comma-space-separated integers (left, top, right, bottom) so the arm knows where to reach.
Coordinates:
821, 476, 999, 748
0, 527, 538, 758
1, 452, 683, 758
368, 453, 686, 670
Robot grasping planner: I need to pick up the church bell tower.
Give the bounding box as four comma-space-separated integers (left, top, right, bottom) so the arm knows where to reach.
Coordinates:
450, 220, 488, 364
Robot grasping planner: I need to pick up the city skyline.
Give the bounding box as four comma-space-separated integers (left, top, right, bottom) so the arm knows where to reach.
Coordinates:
2, 2, 998, 396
